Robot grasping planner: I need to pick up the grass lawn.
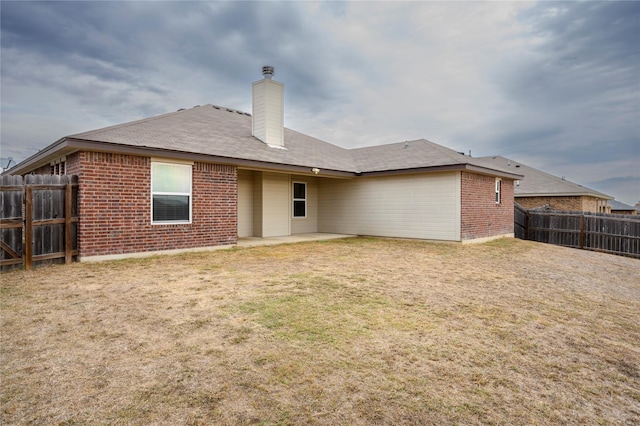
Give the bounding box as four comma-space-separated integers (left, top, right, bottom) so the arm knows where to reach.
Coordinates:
1, 237, 639, 425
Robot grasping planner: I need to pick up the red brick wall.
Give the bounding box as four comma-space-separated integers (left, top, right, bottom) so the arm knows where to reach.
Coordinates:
516, 195, 610, 213
460, 172, 514, 240
74, 152, 237, 257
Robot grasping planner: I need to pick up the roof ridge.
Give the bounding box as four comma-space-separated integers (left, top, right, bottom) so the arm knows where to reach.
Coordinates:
420, 139, 468, 163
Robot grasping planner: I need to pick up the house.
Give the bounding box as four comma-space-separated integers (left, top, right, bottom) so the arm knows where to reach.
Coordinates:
609, 200, 637, 215
478, 156, 612, 213
8, 67, 522, 261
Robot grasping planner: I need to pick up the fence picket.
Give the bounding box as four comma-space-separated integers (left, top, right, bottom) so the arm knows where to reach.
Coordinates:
515, 204, 640, 259
1, 175, 78, 271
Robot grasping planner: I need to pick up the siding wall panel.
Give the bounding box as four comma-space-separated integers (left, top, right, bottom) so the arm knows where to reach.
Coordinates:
291, 175, 318, 234
318, 172, 460, 240
237, 169, 254, 237
261, 172, 290, 237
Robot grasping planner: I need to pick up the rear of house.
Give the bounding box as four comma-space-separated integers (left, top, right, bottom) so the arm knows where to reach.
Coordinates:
7, 68, 520, 261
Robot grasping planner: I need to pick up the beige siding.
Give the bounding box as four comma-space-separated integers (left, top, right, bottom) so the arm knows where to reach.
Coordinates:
291, 176, 318, 234
237, 170, 254, 237
260, 172, 290, 237
251, 83, 266, 142
318, 172, 460, 241
251, 79, 284, 147
252, 172, 263, 237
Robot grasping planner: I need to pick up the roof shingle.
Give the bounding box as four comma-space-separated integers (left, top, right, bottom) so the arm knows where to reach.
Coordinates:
478, 155, 612, 199
70, 105, 520, 176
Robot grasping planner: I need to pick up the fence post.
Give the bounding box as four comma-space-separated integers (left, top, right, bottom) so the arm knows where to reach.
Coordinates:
579, 215, 585, 250
24, 185, 33, 270
525, 211, 530, 240
65, 181, 73, 264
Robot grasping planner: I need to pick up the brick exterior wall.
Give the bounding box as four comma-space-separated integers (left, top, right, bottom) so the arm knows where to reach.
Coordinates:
71, 152, 237, 257
516, 195, 610, 213
460, 172, 514, 240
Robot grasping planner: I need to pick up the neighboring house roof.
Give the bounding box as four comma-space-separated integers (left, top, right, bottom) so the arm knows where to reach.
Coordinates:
8, 105, 522, 179
609, 199, 636, 211
478, 155, 613, 200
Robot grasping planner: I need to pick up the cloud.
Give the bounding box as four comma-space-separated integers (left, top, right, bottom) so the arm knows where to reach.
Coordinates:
489, 1, 640, 154
1, 1, 638, 205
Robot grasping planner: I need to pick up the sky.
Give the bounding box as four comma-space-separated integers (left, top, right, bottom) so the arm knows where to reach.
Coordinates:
1, 1, 639, 205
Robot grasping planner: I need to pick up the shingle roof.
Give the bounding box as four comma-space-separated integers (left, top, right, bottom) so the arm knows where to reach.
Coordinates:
70, 104, 356, 172
478, 155, 613, 199
10, 104, 522, 179
609, 199, 636, 211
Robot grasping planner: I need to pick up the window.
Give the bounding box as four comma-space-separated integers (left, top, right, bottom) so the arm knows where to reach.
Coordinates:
50, 157, 66, 175
495, 178, 502, 204
151, 162, 192, 223
293, 182, 306, 218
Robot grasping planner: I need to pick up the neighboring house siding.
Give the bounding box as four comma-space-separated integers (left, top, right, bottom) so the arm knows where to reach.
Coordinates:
65, 153, 82, 175
291, 175, 318, 235
611, 209, 637, 216
31, 153, 81, 175
75, 152, 237, 258
460, 172, 514, 240
32, 164, 52, 174
516, 195, 610, 213
318, 172, 460, 241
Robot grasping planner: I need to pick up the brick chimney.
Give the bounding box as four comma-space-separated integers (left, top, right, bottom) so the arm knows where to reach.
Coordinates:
252, 66, 284, 148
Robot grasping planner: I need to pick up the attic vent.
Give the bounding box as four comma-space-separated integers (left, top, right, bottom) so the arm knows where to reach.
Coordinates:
226, 108, 234, 112
177, 108, 186, 111
193, 105, 200, 108
244, 112, 251, 116
212, 105, 221, 109
236, 110, 243, 115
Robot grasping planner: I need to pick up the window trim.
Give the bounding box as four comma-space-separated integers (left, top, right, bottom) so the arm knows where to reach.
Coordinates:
495, 178, 502, 204
292, 181, 307, 218
151, 161, 193, 225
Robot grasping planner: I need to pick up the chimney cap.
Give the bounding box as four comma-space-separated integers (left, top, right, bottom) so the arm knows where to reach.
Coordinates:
262, 66, 274, 79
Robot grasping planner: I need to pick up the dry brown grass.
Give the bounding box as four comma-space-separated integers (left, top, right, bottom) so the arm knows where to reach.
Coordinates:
1, 237, 639, 425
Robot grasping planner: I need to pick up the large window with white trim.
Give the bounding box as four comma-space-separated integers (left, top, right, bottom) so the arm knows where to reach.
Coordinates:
151, 162, 192, 223
293, 182, 307, 218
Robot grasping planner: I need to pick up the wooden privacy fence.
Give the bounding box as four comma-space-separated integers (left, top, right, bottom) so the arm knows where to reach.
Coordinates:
515, 204, 640, 258
1, 174, 79, 271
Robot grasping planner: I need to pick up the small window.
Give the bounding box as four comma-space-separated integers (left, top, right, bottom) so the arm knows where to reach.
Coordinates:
495, 179, 502, 204
152, 162, 192, 223
293, 182, 306, 218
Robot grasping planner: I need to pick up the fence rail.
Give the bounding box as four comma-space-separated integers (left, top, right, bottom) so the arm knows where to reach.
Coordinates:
1, 174, 79, 271
515, 204, 640, 258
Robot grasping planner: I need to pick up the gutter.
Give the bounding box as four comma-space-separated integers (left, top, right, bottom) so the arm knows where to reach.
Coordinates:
357, 163, 523, 180
3, 137, 72, 176
7, 138, 523, 181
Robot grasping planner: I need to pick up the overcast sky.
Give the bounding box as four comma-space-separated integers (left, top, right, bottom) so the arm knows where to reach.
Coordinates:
1, 1, 639, 205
